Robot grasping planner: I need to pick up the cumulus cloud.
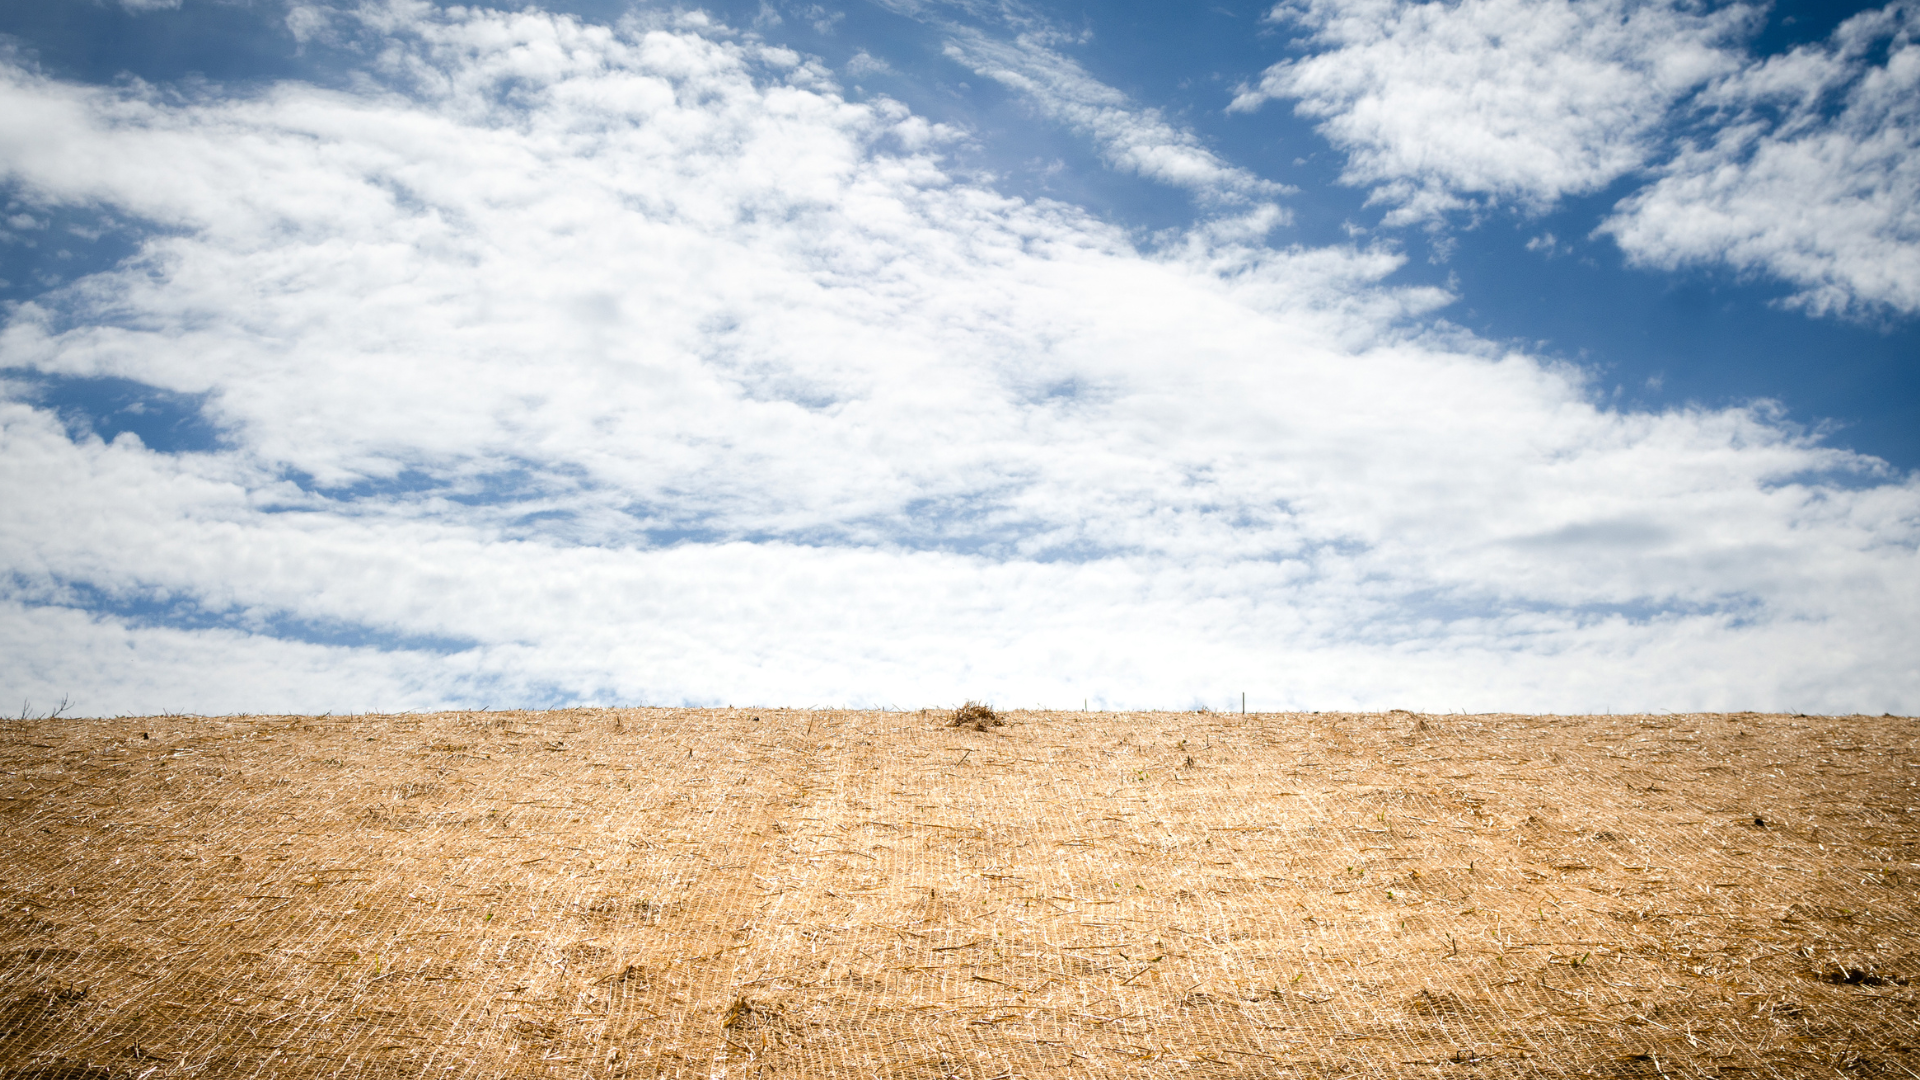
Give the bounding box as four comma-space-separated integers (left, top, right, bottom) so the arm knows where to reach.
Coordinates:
1230, 0, 1756, 222
1602, 1, 1920, 317
1230, 0, 1920, 318
0, 1, 1915, 715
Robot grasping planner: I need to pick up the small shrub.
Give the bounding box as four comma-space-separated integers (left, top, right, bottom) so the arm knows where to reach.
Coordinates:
950, 701, 1002, 731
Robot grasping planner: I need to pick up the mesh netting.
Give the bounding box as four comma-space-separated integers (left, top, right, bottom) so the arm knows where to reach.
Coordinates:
0, 707, 1914, 1078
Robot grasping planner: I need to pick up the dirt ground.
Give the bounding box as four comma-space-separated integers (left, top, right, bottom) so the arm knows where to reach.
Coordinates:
0, 707, 1915, 1079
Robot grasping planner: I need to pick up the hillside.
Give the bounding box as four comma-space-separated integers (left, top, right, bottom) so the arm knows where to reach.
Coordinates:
1, 707, 1914, 1077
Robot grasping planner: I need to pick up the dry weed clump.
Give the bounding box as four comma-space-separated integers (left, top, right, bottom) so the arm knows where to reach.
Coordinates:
0, 706, 1915, 1079
948, 699, 1002, 731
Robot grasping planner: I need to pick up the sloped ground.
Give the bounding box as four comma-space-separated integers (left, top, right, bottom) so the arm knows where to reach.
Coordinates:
0, 707, 1914, 1078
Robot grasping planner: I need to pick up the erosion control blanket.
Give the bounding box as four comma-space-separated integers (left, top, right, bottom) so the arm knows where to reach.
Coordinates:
1, 708, 1914, 1078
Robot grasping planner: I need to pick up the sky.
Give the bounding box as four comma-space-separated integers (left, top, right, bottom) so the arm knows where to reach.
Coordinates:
0, 0, 1915, 716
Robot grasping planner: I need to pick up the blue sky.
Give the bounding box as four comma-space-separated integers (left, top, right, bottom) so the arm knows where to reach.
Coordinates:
1, 0, 1915, 714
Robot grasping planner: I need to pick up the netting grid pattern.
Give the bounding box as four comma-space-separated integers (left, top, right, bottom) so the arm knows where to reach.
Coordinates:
0, 708, 1914, 1078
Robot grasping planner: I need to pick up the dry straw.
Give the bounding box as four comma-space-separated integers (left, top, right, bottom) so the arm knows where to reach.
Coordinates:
950, 702, 1003, 732
0, 706, 1914, 1077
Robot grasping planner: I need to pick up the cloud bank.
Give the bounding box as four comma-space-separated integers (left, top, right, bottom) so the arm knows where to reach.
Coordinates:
1230, 0, 1757, 221
0, 1, 1915, 715
1604, 1, 1920, 317
1236, 0, 1920, 317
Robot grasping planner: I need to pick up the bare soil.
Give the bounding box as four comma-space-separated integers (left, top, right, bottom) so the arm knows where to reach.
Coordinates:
0, 707, 1915, 1078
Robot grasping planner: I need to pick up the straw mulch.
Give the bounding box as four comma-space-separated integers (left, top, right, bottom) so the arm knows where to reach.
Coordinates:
0, 707, 1914, 1078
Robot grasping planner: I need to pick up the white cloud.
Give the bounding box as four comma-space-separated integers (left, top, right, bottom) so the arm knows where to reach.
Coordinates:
1230, 0, 1756, 222
0, 1, 1915, 715
285, 4, 335, 45
1602, 1, 1920, 317
868, 0, 1288, 207
845, 49, 895, 79
939, 27, 1292, 208
1524, 231, 1566, 257
1231, 0, 1920, 317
